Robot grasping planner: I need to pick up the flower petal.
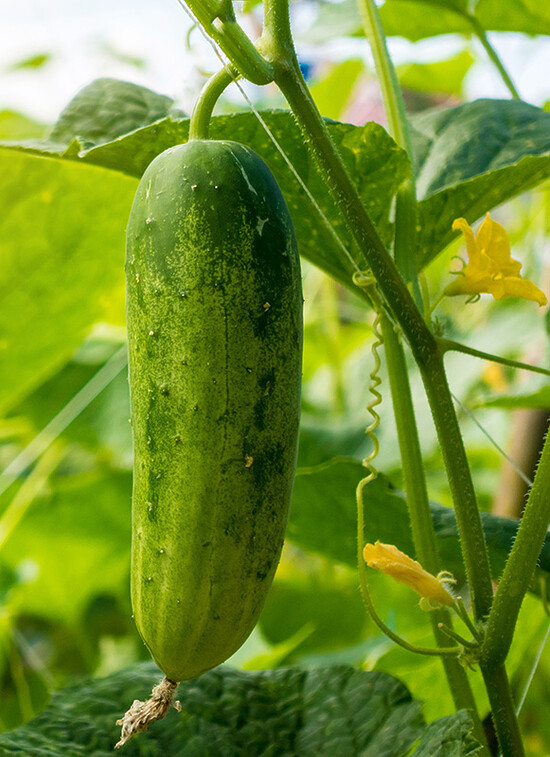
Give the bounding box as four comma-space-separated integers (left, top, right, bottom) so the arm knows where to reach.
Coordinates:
446, 216, 547, 306
500, 276, 548, 305
476, 214, 521, 277
363, 541, 454, 607
452, 218, 481, 265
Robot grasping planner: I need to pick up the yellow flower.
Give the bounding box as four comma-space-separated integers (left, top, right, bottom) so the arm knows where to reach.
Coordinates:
363, 541, 455, 607
444, 214, 547, 306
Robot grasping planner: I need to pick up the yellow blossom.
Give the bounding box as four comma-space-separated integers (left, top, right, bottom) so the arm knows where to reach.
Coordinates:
444, 214, 547, 306
363, 541, 455, 607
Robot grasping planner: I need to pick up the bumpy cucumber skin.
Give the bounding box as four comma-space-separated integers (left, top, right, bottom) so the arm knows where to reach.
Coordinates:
126, 140, 302, 682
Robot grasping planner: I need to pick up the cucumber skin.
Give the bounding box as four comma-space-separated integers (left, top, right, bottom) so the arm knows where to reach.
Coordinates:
126, 140, 303, 682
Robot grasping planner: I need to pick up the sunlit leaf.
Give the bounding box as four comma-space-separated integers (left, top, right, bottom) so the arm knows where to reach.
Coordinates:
0, 150, 136, 413
8, 53, 52, 71
397, 51, 474, 96
0, 111, 46, 141
1, 471, 132, 622
311, 0, 550, 42
309, 59, 364, 120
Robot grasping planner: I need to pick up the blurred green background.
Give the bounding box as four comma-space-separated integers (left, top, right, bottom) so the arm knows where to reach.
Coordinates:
1, 1, 550, 753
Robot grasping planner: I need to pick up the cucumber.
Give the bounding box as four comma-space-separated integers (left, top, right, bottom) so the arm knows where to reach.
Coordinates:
125, 140, 303, 684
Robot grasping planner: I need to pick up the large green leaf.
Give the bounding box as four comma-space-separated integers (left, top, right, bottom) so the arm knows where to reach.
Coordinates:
0, 150, 136, 414
0, 110, 46, 140
0, 661, 476, 756
412, 99, 550, 265
380, 0, 550, 39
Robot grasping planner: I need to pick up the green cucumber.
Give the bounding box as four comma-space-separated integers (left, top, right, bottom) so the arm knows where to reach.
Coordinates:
126, 139, 303, 684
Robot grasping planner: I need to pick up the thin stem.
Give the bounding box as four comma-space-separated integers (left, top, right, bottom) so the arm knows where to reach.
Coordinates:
189, 66, 236, 140
438, 337, 550, 378
0, 345, 128, 499
437, 624, 479, 649
481, 664, 525, 757
0, 442, 65, 551
381, 319, 438, 571
466, 15, 520, 100
356, 0, 422, 308
346, 7, 483, 735
482, 429, 550, 668
454, 598, 484, 643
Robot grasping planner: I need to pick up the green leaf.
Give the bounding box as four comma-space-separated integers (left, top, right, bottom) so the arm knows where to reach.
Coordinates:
8, 53, 52, 71
310, 0, 550, 43
1, 471, 132, 622
0, 662, 425, 756
49, 78, 183, 148
309, 59, 364, 120
0, 111, 46, 140
479, 385, 550, 409
11, 338, 132, 465
412, 99, 550, 265
289, 458, 550, 587
412, 710, 481, 756
379, 0, 472, 41
380, 0, 550, 40
259, 570, 366, 655
0, 150, 136, 413
397, 51, 474, 96
1, 108, 410, 296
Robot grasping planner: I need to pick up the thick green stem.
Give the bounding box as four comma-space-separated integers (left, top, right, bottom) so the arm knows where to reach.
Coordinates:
421, 352, 494, 622
381, 318, 487, 751
482, 430, 550, 669
184, 0, 273, 84
189, 67, 236, 140
271, 62, 434, 363
481, 664, 525, 757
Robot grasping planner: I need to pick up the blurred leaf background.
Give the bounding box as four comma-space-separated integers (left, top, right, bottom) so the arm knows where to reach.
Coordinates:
1, 0, 550, 753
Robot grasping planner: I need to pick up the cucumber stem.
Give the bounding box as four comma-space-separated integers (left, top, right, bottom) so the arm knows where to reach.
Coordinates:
189, 66, 236, 141
115, 677, 181, 748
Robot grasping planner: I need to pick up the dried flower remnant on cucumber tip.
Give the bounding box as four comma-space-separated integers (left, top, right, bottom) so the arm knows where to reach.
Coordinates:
363, 541, 455, 608
115, 677, 181, 748
444, 214, 547, 306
